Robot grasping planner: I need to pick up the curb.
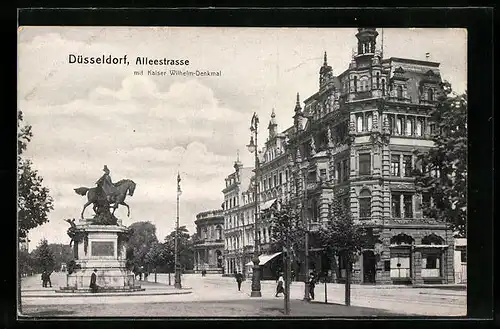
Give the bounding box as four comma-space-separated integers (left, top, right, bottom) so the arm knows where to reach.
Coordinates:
21, 290, 193, 298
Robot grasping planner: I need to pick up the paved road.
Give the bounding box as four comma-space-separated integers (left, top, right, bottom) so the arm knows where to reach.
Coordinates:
21, 273, 466, 317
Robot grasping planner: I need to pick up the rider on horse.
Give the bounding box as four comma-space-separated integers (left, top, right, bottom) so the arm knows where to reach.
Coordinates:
96, 165, 119, 203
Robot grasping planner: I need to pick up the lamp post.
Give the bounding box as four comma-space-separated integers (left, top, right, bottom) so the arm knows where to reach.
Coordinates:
301, 161, 311, 302
247, 112, 262, 297
174, 173, 182, 289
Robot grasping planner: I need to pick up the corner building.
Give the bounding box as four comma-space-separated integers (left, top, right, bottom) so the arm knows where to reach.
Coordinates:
286, 28, 454, 284
193, 210, 224, 274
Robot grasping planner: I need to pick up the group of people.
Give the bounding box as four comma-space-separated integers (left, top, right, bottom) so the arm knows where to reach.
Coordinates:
41, 270, 52, 288
275, 271, 317, 300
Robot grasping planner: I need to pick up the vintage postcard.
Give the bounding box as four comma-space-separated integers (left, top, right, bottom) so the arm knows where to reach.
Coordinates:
17, 26, 467, 318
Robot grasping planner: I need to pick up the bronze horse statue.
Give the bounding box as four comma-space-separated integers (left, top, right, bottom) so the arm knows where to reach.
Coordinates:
74, 179, 136, 219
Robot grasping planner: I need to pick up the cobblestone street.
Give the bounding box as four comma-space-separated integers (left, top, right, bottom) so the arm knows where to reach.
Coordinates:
21, 273, 466, 317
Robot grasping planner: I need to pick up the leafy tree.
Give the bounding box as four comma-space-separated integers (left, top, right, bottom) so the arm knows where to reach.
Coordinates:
48, 243, 73, 272
318, 197, 380, 306
126, 221, 159, 272
19, 248, 34, 277
268, 203, 305, 257
413, 82, 467, 238
164, 226, 195, 271
17, 111, 54, 241
32, 238, 56, 273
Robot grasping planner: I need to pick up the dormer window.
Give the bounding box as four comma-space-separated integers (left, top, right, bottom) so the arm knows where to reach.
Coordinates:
397, 86, 403, 99
427, 88, 434, 101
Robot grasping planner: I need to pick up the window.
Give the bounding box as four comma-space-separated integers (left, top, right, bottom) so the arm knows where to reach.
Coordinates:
342, 160, 349, 182
390, 253, 411, 278
279, 172, 283, 185
397, 86, 403, 99
359, 189, 371, 219
264, 179, 267, 191
388, 114, 394, 134
382, 79, 386, 95
430, 123, 436, 135
376, 72, 380, 89
396, 118, 403, 135
285, 170, 288, 182
354, 76, 358, 92
359, 153, 371, 176
319, 168, 327, 181
422, 254, 441, 277
403, 155, 412, 177
366, 113, 373, 131
406, 118, 413, 136
390, 155, 400, 176
273, 175, 277, 187
460, 250, 467, 263
422, 193, 431, 209
403, 194, 413, 218
336, 162, 342, 183
427, 88, 434, 101
392, 193, 401, 218
357, 115, 363, 132
268, 177, 272, 189
416, 119, 423, 136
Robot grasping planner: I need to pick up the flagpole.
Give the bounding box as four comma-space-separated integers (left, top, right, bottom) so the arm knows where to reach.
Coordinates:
174, 173, 182, 289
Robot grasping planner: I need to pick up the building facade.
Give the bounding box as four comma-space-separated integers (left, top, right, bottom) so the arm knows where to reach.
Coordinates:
285, 28, 454, 284
219, 28, 456, 285
193, 210, 224, 274
222, 160, 254, 276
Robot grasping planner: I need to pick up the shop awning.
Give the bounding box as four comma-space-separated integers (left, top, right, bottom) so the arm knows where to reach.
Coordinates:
260, 199, 277, 211
245, 252, 282, 266
414, 244, 449, 248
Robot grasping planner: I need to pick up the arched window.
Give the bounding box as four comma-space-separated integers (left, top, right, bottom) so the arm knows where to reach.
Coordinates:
427, 88, 434, 101
422, 234, 444, 245
359, 189, 371, 219
397, 86, 403, 99
406, 118, 413, 136
366, 113, 373, 131
216, 226, 222, 241
357, 115, 363, 132
376, 72, 380, 89
416, 119, 423, 136
382, 79, 386, 95
354, 76, 358, 92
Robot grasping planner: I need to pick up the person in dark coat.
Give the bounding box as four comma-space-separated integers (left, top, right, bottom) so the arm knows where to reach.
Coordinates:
308, 273, 316, 300
235, 272, 243, 291
41, 271, 47, 288
46, 270, 52, 288
90, 269, 98, 293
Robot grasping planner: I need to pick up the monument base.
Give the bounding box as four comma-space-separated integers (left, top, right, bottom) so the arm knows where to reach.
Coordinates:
58, 221, 142, 293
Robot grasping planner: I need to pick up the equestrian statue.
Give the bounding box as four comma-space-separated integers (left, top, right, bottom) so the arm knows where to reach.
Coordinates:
74, 165, 136, 225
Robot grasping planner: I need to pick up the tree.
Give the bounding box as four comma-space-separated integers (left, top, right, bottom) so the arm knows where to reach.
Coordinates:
164, 226, 195, 271
48, 243, 73, 272
318, 197, 380, 306
17, 111, 54, 241
413, 82, 467, 238
126, 221, 159, 273
19, 248, 34, 277
18, 111, 54, 315
32, 239, 56, 273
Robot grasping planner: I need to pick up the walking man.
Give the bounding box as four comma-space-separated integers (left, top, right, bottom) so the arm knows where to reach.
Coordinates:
90, 268, 98, 293
308, 273, 316, 300
235, 272, 243, 291
46, 270, 52, 288
41, 270, 47, 288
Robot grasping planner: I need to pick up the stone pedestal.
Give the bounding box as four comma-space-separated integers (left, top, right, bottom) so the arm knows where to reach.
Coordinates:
59, 221, 143, 293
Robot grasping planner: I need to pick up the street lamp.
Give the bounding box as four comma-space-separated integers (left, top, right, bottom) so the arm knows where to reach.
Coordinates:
174, 173, 182, 289
247, 112, 262, 297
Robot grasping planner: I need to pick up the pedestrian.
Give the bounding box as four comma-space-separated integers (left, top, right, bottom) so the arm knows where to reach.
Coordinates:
235, 272, 243, 291
275, 273, 285, 297
308, 273, 316, 300
41, 270, 47, 288
46, 270, 52, 288
90, 268, 98, 293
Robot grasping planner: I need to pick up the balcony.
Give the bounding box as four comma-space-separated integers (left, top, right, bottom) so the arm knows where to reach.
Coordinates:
386, 96, 412, 104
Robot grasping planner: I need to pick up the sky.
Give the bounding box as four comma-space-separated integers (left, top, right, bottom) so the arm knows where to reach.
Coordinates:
18, 27, 467, 251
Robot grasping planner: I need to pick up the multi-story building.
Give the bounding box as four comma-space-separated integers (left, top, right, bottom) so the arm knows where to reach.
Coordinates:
193, 209, 224, 274
285, 28, 454, 285
222, 159, 253, 275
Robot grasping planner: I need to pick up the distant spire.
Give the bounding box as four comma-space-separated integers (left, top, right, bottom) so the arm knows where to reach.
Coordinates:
294, 92, 302, 114
323, 51, 328, 66
236, 149, 240, 162
271, 107, 276, 118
